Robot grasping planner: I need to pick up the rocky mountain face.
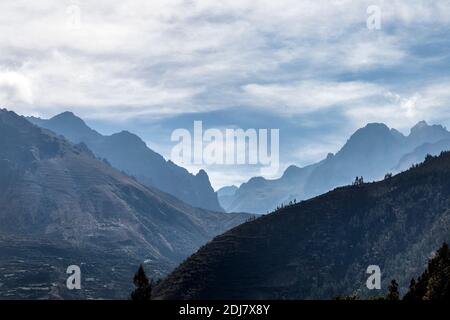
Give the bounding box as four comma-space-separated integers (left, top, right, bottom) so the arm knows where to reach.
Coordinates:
0, 109, 248, 299
28, 112, 223, 212
220, 122, 450, 214
153, 150, 450, 300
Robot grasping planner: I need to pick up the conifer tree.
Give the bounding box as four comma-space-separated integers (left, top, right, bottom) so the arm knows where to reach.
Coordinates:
131, 264, 152, 300
386, 280, 400, 300
423, 242, 450, 300
403, 242, 450, 301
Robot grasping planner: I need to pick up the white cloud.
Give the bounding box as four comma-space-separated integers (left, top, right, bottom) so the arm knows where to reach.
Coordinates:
240, 77, 450, 134
1, 0, 449, 120
340, 34, 406, 70
241, 81, 385, 114
0, 71, 33, 105
344, 81, 450, 132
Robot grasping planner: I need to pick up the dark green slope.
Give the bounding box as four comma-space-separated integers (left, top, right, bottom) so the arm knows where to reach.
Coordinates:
403, 242, 450, 301
153, 152, 450, 299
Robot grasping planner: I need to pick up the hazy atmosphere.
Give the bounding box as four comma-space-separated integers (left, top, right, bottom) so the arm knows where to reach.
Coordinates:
3, 0, 450, 308
2, 1, 450, 188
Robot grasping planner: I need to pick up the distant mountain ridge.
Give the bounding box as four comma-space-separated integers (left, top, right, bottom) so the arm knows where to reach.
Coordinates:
220, 121, 450, 214
28, 112, 223, 212
154, 150, 450, 299
217, 185, 238, 211
0, 109, 248, 299
395, 138, 450, 172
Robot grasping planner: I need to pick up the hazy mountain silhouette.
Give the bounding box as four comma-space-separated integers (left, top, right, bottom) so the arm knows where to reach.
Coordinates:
0, 109, 248, 299
221, 121, 450, 214
395, 139, 450, 172
217, 185, 238, 210
223, 161, 323, 214
28, 112, 223, 212
153, 151, 450, 299
407, 120, 450, 147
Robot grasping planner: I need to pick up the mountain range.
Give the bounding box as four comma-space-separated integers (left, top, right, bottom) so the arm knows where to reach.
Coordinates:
27, 112, 223, 212
0, 109, 249, 299
4, 107, 450, 300
219, 121, 450, 214
153, 150, 450, 299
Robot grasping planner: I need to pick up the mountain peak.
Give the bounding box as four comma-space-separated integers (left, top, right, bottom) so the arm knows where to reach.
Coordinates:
110, 130, 146, 147
0, 108, 249, 298
153, 149, 450, 300
217, 185, 238, 196
412, 120, 429, 129
28, 111, 224, 212
347, 123, 392, 141
47, 111, 92, 131
363, 122, 390, 132
408, 120, 449, 143
195, 169, 210, 182
51, 111, 83, 122
409, 120, 447, 134
1, 109, 35, 128
58, 111, 76, 117
343, 122, 393, 147
241, 176, 266, 190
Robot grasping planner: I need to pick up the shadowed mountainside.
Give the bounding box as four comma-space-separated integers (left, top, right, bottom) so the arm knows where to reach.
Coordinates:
154, 151, 450, 299
0, 109, 248, 299
221, 121, 450, 214
28, 112, 223, 212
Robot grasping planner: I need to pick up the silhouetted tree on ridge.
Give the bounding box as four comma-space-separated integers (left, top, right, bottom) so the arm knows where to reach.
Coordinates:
403, 242, 450, 301
131, 264, 153, 300
386, 280, 400, 300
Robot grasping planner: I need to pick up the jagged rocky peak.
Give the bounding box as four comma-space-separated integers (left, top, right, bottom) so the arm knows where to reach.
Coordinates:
51, 111, 90, 127
27, 110, 224, 212
410, 120, 448, 136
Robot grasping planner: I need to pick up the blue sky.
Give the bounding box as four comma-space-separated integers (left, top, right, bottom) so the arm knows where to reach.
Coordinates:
1, 1, 450, 188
